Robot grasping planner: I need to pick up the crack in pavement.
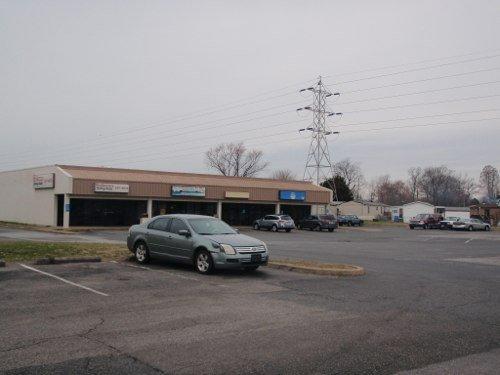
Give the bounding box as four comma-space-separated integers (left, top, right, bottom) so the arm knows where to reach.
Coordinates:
0, 317, 106, 354
78, 318, 167, 375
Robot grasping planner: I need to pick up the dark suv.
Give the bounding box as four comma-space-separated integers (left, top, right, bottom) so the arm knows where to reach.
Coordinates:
338, 215, 364, 226
298, 214, 338, 232
409, 213, 443, 229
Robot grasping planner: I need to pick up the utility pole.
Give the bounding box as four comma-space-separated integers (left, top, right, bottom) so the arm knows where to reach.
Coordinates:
297, 76, 342, 202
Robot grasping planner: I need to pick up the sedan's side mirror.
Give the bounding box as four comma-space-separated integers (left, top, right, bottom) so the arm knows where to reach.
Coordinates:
178, 229, 191, 237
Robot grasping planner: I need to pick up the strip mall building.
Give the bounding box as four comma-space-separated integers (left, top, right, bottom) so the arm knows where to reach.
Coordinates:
0, 165, 332, 227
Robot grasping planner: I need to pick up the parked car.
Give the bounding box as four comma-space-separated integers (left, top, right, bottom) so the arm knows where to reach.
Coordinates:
298, 214, 337, 232
127, 214, 269, 274
338, 215, 364, 227
409, 213, 443, 229
253, 214, 295, 232
439, 216, 461, 230
452, 218, 491, 231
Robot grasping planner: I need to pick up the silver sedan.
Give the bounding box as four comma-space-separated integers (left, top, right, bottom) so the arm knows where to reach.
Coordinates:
452, 218, 491, 231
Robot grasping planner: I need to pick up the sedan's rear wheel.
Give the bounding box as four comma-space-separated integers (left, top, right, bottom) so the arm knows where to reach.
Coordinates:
328, 228, 334, 232
134, 242, 150, 264
195, 250, 214, 274
468, 226, 473, 232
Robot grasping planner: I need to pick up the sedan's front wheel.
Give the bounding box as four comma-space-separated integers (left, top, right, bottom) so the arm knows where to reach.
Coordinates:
134, 242, 150, 264
245, 266, 259, 271
253, 223, 260, 230
195, 250, 214, 274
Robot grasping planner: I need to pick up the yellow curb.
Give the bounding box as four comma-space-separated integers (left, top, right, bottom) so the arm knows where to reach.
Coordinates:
268, 260, 365, 277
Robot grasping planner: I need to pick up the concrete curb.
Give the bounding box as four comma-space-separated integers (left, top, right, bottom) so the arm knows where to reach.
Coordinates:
34, 256, 101, 265
0, 259, 5, 267
268, 261, 365, 277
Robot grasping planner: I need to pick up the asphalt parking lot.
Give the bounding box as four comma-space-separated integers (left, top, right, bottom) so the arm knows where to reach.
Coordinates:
1, 226, 499, 374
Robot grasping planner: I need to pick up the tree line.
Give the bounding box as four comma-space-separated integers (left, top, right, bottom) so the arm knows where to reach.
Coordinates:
205, 142, 499, 207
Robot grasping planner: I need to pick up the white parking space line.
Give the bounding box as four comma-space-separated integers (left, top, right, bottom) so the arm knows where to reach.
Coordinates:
111, 261, 200, 281
19, 264, 109, 297
465, 238, 474, 244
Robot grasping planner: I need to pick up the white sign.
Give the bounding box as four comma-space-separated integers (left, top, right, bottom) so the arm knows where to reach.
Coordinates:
171, 185, 206, 197
225, 191, 250, 199
33, 173, 55, 189
94, 183, 129, 194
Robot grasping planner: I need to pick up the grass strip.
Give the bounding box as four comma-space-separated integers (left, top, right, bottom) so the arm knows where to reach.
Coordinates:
0, 241, 130, 262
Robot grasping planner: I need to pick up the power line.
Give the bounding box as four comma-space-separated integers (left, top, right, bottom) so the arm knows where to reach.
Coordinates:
325, 53, 500, 85
36, 119, 305, 167
335, 108, 499, 128
341, 67, 500, 94
322, 48, 500, 80
337, 80, 500, 106
1, 108, 298, 166
4, 51, 499, 161
3, 51, 500, 165
0, 103, 303, 166
340, 117, 500, 134
4, 94, 499, 169
0, 81, 313, 160
100, 117, 499, 169
6, 108, 498, 170
343, 94, 500, 114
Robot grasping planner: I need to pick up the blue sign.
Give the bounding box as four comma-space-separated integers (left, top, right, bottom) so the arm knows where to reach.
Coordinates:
171, 185, 206, 197
279, 190, 306, 201
64, 203, 71, 212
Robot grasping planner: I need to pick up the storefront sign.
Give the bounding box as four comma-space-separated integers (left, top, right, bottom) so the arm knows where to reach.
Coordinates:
171, 185, 206, 197
279, 190, 306, 201
94, 183, 129, 194
33, 173, 55, 189
225, 191, 250, 199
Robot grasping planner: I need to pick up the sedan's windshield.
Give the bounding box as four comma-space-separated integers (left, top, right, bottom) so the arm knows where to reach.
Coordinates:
188, 218, 236, 235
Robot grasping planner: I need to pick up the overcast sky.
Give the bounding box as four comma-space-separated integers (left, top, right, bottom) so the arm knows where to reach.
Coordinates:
1, 0, 499, 187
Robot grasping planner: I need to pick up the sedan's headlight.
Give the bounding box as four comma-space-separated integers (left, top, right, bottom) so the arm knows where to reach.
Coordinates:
262, 243, 268, 251
220, 244, 236, 255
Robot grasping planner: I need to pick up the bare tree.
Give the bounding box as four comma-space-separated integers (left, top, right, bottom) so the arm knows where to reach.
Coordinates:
205, 142, 269, 177
459, 174, 476, 206
407, 167, 422, 201
418, 166, 473, 206
366, 179, 378, 202
271, 169, 296, 181
333, 159, 365, 198
372, 175, 411, 206
480, 165, 499, 200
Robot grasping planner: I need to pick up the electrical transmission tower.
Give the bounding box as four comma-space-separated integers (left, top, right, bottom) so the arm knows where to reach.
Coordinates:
297, 76, 342, 201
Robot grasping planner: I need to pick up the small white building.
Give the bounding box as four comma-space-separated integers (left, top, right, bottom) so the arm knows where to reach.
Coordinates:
401, 201, 435, 223
337, 200, 389, 221
436, 206, 470, 220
